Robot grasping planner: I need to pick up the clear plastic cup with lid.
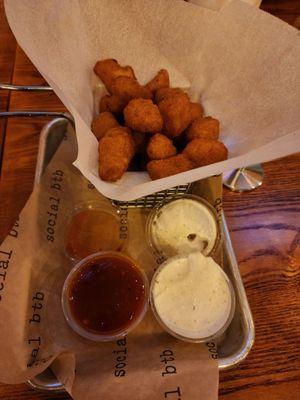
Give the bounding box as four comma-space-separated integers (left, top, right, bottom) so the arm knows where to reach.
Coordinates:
146, 194, 221, 260
62, 251, 149, 341
64, 200, 128, 262
150, 252, 235, 343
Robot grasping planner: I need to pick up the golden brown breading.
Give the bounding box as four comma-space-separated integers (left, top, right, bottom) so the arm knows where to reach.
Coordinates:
147, 154, 195, 180
155, 87, 186, 103
110, 66, 136, 84
111, 76, 152, 103
132, 131, 149, 154
124, 98, 163, 133
145, 69, 170, 94
105, 126, 132, 138
94, 59, 136, 93
147, 133, 177, 160
94, 59, 117, 90
93, 60, 228, 181
183, 138, 228, 167
158, 92, 192, 137
190, 102, 203, 122
99, 94, 126, 115
186, 116, 220, 141
91, 111, 119, 140
98, 127, 135, 182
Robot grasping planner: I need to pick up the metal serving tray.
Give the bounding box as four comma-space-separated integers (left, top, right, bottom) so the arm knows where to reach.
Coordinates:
28, 118, 254, 393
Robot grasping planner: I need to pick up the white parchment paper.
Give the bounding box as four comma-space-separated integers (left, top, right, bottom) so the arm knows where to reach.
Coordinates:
4, 0, 300, 200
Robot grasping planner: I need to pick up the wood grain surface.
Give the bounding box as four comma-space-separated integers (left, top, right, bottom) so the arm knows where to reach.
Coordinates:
0, 1, 299, 399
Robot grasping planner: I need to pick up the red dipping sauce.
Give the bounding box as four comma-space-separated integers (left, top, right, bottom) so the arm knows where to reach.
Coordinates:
62, 252, 149, 341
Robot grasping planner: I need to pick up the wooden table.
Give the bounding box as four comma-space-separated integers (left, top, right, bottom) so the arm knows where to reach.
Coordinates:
0, 1, 299, 399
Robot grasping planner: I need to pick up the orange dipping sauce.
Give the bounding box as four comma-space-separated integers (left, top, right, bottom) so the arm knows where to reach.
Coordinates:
65, 208, 126, 260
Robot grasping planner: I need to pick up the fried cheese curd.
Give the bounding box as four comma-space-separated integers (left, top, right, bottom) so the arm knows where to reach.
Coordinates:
99, 77, 152, 116
94, 59, 136, 94
183, 138, 228, 167
91, 111, 119, 140
145, 69, 170, 94
186, 116, 220, 141
99, 94, 126, 115
111, 76, 152, 103
147, 154, 195, 180
96, 59, 151, 116
98, 127, 135, 182
158, 91, 192, 137
92, 59, 228, 182
155, 87, 185, 103
190, 102, 204, 122
147, 133, 177, 160
124, 98, 163, 133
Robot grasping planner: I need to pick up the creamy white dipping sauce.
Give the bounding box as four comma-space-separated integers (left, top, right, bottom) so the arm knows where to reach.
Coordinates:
151, 252, 233, 340
150, 197, 218, 257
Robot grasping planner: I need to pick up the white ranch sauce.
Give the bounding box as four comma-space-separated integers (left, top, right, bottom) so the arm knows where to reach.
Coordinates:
152, 252, 232, 339
151, 198, 218, 257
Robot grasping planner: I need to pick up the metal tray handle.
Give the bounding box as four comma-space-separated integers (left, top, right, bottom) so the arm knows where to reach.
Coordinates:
0, 83, 74, 125
0, 111, 74, 125
0, 83, 52, 92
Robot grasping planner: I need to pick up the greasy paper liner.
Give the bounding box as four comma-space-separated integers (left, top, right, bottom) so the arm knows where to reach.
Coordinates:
0, 127, 220, 399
